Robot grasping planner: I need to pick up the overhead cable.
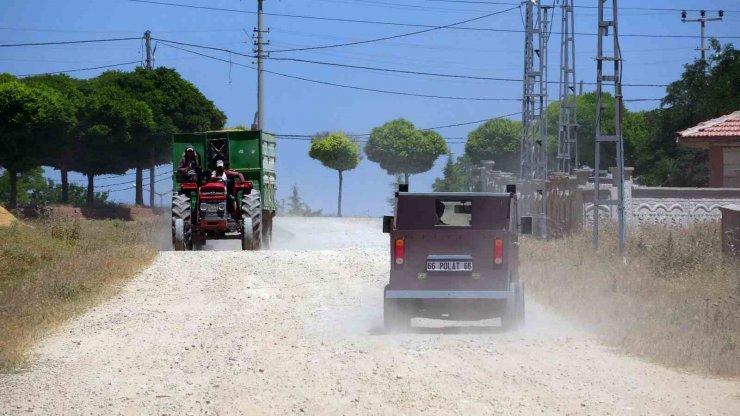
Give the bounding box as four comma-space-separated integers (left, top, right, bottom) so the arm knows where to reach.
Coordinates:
0, 37, 142, 48
16, 60, 141, 77
128, 0, 740, 39
422, 1, 739, 14
266, 5, 520, 53
158, 42, 521, 101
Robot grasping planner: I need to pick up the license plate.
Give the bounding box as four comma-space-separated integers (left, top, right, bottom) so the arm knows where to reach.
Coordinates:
426, 260, 473, 272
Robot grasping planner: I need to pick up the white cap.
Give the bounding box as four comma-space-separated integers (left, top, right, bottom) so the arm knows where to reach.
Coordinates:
216, 160, 224, 167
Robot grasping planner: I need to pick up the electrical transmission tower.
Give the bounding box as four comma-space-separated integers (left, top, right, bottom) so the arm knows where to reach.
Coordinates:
520, 0, 552, 236
593, 0, 625, 252
557, 0, 577, 173
520, 0, 551, 182
252, 0, 270, 130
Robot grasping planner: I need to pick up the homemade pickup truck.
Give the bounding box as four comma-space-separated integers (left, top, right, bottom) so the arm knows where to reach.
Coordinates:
382, 185, 524, 331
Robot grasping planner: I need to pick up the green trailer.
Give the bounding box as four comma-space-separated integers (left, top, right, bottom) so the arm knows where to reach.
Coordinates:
171, 129, 277, 250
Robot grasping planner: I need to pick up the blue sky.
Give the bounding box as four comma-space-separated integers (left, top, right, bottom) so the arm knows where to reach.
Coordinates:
2, 0, 739, 215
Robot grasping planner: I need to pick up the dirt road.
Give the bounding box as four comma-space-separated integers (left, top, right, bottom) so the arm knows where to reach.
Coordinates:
1, 217, 738, 415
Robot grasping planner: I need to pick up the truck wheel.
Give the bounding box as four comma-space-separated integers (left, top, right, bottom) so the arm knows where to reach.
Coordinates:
241, 190, 262, 251
172, 194, 192, 251
384, 285, 410, 332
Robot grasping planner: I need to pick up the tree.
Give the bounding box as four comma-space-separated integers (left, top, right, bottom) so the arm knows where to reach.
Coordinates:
94, 68, 226, 205
22, 74, 84, 203
545, 92, 619, 170
432, 153, 466, 192
72, 82, 155, 206
365, 118, 447, 185
464, 118, 522, 173
632, 41, 739, 186
281, 184, 322, 217
309, 132, 361, 216
0, 168, 108, 207
0, 77, 75, 208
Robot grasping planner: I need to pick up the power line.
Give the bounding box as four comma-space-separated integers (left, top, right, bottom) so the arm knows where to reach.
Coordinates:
105, 175, 172, 193
0, 37, 142, 48
422, 0, 740, 13
157, 42, 520, 101
158, 41, 664, 103
274, 110, 525, 142
16, 60, 141, 77
153, 37, 670, 89
128, 0, 740, 39
266, 5, 520, 53
70, 170, 173, 188
265, 56, 670, 87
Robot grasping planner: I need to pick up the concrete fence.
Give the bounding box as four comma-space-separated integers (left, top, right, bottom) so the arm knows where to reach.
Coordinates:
480, 161, 740, 238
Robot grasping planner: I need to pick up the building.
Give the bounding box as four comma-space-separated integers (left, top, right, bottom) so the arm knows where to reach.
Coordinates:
677, 110, 740, 188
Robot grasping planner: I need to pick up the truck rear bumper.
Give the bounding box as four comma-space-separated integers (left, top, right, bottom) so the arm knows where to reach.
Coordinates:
385, 290, 513, 300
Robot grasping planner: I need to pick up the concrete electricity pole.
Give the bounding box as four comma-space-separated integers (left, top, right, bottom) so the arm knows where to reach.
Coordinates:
253, 0, 269, 131
681, 10, 723, 61
144, 30, 155, 207
593, 0, 625, 253
145, 30, 152, 70
557, 0, 578, 173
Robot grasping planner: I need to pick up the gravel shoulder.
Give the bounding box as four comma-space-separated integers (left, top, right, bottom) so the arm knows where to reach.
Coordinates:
1, 217, 738, 415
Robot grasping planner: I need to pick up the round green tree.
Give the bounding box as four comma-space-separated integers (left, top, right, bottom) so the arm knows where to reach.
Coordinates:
0, 77, 75, 208
309, 132, 361, 217
365, 118, 448, 186
464, 118, 522, 173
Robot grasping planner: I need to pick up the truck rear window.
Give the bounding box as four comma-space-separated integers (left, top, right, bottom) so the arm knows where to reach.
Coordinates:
436, 200, 471, 227
394, 194, 510, 230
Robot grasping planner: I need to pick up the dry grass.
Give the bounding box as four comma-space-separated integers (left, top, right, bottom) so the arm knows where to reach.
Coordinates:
0, 218, 161, 372
522, 222, 740, 377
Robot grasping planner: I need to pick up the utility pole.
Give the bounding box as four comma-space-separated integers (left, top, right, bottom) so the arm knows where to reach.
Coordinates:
520, 0, 551, 237
681, 10, 723, 61
253, 0, 269, 131
145, 30, 155, 207
594, 0, 625, 253
145, 30, 152, 69
557, 0, 578, 173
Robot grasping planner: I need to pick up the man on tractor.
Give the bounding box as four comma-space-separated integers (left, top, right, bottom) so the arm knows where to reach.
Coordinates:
177, 145, 200, 182
211, 160, 245, 218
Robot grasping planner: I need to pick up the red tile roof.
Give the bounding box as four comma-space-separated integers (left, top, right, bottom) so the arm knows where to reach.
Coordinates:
677, 111, 740, 139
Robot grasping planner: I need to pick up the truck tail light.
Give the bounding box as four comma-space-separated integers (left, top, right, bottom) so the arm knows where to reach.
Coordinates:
395, 239, 405, 265
494, 239, 503, 265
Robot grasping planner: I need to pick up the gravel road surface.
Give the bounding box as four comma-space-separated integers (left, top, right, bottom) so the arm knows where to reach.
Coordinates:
1, 217, 738, 415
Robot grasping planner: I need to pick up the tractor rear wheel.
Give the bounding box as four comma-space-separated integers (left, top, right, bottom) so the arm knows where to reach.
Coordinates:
172, 194, 192, 251
241, 190, 263, 251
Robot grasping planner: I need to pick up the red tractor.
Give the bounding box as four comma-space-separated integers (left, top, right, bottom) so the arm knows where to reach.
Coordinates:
171, 130, 276, 251
172, 177, 263, 251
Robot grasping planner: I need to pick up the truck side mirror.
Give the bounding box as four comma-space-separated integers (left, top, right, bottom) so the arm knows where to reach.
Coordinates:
382, 216, 394, 233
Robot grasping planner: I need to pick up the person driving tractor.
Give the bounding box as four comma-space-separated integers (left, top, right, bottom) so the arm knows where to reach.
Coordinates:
211, 160, 245, 217
177, 145, 200, 182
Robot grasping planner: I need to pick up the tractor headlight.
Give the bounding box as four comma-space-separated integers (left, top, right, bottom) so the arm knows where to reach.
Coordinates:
217, 202, 226, 211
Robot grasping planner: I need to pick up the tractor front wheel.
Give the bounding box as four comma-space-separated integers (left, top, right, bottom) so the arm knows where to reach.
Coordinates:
241, 190, 263, 251
172, 194, 192, 251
